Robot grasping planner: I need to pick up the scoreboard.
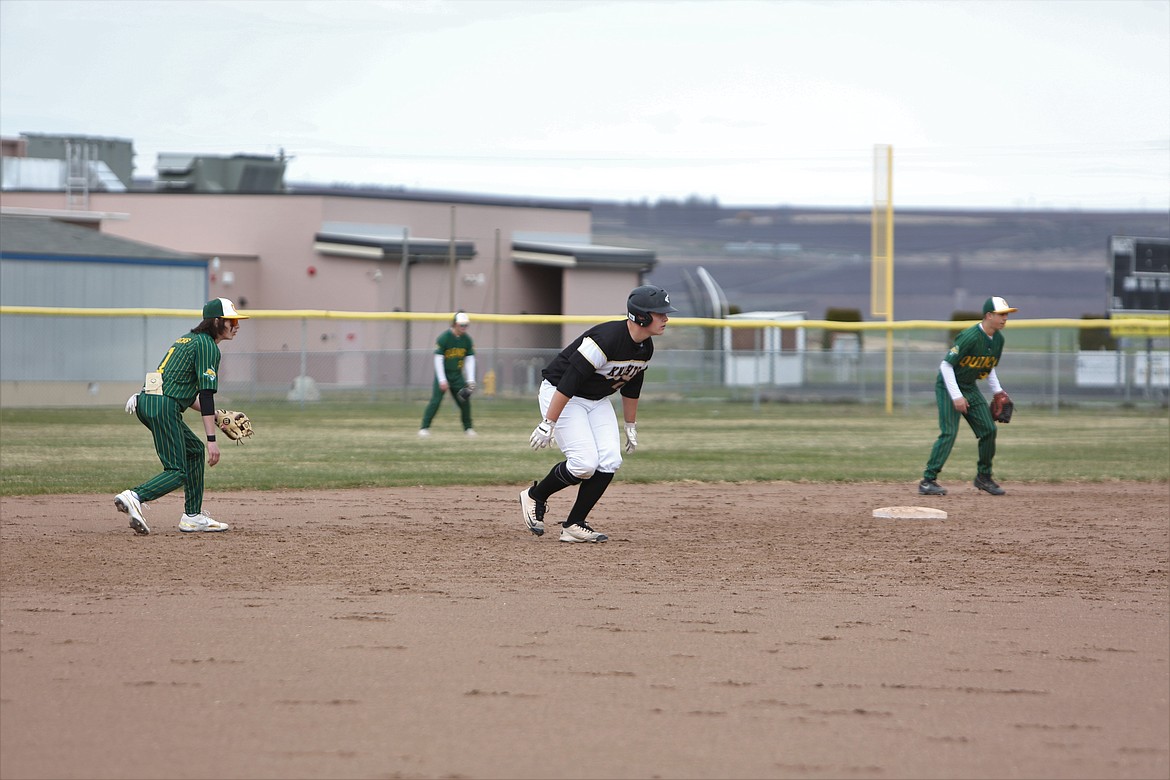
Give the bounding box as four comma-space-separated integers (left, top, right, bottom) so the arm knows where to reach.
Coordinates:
1109, 236, 1170, 314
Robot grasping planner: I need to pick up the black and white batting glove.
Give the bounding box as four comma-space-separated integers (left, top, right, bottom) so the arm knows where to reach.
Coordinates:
530, 418, 556, 450
124, 393, 138, 414
624, 422, 638, 454
466, 380, 476, 392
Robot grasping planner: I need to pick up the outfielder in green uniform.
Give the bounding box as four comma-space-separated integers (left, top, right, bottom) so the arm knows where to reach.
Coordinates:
919, 296, 1017, 497
418, 311, 477, 438
114, 298, 249, 535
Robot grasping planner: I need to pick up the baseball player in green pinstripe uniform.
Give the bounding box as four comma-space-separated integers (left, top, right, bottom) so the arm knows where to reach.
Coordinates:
114, 298, 249, 535
418, 311, 477, 438
919, 296, 1017, 497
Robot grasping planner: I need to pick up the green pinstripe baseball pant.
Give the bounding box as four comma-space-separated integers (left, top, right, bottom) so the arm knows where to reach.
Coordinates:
133, 394, 205, 516
923, 378, 998, 481
420, 378, 473, 431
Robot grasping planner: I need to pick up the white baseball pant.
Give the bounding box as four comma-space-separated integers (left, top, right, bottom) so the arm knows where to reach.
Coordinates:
538, 379, 623, 478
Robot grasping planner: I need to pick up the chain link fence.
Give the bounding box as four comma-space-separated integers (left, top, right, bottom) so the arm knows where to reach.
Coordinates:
2, 309, 1167, 410
217, 342, 1170, 410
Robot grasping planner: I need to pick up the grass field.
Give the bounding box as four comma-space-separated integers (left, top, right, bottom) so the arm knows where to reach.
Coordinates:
1, 400, 1166, 496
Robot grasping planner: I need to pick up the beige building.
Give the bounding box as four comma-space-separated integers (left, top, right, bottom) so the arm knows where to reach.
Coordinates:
1, 152, 658, 402
1, 188, 656, 342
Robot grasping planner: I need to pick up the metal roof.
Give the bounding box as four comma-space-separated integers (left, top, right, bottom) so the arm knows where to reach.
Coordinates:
312, 231, 476, 263
511, 240, 656, 270
0, 214, 205, 263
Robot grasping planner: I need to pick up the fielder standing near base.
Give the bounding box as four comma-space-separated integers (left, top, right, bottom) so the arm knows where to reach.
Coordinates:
519, 285, 677, 543
115, 298, 248, 534
919, 296, 1017, 497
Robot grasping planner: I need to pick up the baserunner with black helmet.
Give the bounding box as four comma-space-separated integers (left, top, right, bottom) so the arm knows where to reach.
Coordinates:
519, 285, 678, 543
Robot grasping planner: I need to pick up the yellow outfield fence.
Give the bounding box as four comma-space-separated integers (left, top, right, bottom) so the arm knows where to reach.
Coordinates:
3, 305, 1168, 333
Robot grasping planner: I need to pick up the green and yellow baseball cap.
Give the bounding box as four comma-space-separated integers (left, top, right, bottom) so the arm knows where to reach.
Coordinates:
203, 298, 250, 319
982, 296, 1018, 315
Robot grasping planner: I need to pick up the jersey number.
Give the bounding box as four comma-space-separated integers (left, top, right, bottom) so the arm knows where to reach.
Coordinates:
156, 347, 176, 374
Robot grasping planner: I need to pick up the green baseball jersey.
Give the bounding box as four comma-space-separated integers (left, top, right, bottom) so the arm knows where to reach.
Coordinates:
942, 323, 1004, 389
156, 331, 221, 406
433, 329, 474, 381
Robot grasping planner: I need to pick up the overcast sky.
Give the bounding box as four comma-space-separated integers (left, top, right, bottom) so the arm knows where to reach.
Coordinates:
2, 0, 1168, 210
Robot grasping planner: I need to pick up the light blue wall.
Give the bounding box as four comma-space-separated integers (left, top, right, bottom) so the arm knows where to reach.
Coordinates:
0, 256, 207, 381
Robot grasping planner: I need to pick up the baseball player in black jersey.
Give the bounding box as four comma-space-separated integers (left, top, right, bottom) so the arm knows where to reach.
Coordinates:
520, 285, 678, 542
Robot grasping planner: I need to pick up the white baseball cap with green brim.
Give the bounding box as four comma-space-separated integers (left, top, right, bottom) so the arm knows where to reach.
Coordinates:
203, 298, 250, 319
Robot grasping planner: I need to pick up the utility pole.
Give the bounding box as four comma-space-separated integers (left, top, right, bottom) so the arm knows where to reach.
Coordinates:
448, 206, 457, 311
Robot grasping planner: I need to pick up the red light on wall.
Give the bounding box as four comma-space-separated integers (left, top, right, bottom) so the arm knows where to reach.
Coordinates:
307, 266, 317, 276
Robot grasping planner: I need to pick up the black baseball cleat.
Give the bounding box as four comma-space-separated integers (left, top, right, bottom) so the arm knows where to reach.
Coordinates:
918, 478, 947, 496
973, 474, 1006, 495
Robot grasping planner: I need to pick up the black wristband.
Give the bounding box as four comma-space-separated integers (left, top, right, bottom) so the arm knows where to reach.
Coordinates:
207, 435, 217, 442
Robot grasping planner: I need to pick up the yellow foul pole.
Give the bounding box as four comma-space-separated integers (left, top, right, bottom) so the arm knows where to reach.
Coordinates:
871, 144, 895, 414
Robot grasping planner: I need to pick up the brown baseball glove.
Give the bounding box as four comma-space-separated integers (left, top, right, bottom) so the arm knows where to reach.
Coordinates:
215, 409, 255, 443
990, 391, 1014, 423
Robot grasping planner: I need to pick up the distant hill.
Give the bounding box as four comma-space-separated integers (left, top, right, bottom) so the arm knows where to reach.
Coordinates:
590, 202, 1170, 320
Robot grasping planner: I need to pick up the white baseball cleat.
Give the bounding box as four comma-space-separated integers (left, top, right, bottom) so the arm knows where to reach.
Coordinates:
464, 428, 477, 438
114, 490, 150, 535
519, 484, 545, 536
179, 513, 230, 533
559, 522, 608, 543
417, 428, 431, 438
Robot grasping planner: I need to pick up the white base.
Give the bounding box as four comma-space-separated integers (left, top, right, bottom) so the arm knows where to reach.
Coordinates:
873, 505, 948, 520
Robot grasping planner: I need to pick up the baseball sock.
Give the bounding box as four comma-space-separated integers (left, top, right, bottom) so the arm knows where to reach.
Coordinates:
531, 461, 580, 503
565, 471, 614, 527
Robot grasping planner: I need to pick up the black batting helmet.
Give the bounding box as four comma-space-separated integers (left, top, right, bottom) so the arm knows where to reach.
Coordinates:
627, 285, 678, 327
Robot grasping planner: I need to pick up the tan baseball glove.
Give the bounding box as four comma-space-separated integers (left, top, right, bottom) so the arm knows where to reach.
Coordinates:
215, 409, 255, 443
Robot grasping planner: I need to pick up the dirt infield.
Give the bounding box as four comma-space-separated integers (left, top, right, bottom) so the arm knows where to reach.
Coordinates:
2, 481, 1167, 780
